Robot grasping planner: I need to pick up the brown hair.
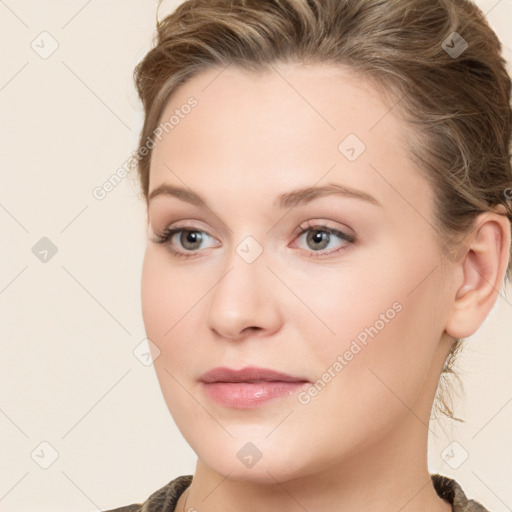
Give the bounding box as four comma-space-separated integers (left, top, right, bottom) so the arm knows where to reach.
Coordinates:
133, 0, 512, 419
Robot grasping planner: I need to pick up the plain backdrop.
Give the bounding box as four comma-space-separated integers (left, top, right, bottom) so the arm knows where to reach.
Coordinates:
0, 1, 511, 511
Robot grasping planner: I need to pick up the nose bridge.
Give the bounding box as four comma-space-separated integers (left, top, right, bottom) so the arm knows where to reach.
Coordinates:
219, 232, 268, 296
206, 235, 281, 339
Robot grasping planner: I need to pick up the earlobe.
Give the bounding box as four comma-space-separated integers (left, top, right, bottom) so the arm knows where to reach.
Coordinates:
445, 211, 511, 339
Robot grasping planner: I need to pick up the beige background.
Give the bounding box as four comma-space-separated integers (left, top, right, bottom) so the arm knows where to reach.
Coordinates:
0, 1, 511, 511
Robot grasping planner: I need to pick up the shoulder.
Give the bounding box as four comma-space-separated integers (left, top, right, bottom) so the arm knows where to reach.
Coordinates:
102, 473, 488, 511
432, 474, 490, 512
102, 475, 193, 512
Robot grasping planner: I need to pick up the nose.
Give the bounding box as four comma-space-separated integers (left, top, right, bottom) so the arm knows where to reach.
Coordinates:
206, 247, 283, 341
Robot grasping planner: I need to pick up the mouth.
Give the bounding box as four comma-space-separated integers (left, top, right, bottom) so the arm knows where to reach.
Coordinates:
198, 366, 310, 409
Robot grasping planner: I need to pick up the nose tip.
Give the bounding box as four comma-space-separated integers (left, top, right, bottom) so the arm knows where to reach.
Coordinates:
206, 258, 283, 341
212, 324, 263, 341
209, 304, 268, 340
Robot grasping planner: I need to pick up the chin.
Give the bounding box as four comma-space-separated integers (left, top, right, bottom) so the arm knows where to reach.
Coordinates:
200, 454, 307, 484
188, 432, 320, 485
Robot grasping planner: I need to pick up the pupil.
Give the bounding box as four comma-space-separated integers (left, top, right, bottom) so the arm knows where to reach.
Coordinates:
182, 231, 201, 249
309, 230, 329, 250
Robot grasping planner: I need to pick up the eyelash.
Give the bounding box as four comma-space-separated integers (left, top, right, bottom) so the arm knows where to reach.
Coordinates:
153, 221, 355, 260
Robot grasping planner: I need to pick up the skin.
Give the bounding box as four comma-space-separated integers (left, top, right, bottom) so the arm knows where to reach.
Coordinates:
140, 62, 510, 512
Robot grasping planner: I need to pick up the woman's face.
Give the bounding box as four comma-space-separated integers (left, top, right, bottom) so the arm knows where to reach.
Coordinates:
141, 63, 455, 482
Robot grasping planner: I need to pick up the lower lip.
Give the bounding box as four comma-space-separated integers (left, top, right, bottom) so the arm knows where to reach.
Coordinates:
201, 381, 308, 408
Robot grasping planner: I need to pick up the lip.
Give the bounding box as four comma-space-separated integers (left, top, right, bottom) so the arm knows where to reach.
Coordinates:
199, 366, 307, 384
199, 366, 310, 409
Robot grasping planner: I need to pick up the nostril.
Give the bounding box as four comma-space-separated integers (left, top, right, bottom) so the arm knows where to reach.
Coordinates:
243, 326, 262, 333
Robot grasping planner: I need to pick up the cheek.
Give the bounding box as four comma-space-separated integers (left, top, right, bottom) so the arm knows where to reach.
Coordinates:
141, 249, 169, 343
282, 255, 403, 357
140, 249, 199, 418
284, 271, 440, 460
289, 246, 443, 398
140, 248, 194, 358
141, 247, 213, 372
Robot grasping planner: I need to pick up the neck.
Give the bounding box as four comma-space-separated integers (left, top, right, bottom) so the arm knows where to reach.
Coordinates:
176, 417, 452, 512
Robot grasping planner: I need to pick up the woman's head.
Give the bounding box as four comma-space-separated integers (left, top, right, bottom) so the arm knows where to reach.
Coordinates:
134, 0, 511, 483
134, 0, 512, 251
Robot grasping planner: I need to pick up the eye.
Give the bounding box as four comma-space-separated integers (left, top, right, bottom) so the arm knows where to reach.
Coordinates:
292, 221, 355, 257
151, 221, 355, 260
152, 226, 220, 258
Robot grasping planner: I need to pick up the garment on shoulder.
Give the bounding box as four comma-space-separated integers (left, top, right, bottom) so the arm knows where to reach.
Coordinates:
102, 473, 489, 512
102, 475, 192, 512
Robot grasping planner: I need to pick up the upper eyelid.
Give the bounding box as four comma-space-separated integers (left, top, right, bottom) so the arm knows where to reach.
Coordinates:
163, 221, 350, 237
293, 220, 351, 234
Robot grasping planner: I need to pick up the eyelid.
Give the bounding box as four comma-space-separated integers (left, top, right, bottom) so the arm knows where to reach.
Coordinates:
150, 219, 215, 239
290, 221, 355, 256
292, 219, 355, 239
154, 223, 219, 245
153, 219, 355, 259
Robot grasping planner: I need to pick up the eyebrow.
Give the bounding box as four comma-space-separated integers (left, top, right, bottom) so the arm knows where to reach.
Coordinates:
147, 182, 382, 209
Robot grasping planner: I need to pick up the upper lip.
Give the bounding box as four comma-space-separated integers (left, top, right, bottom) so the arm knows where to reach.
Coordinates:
199, 366, 309, 384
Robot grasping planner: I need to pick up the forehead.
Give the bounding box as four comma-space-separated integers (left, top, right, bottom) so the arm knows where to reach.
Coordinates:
148, 62, 428, 213
153, 62, 399, 155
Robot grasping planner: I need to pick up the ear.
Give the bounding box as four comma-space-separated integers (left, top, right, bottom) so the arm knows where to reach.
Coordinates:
445, 210, 511, 339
